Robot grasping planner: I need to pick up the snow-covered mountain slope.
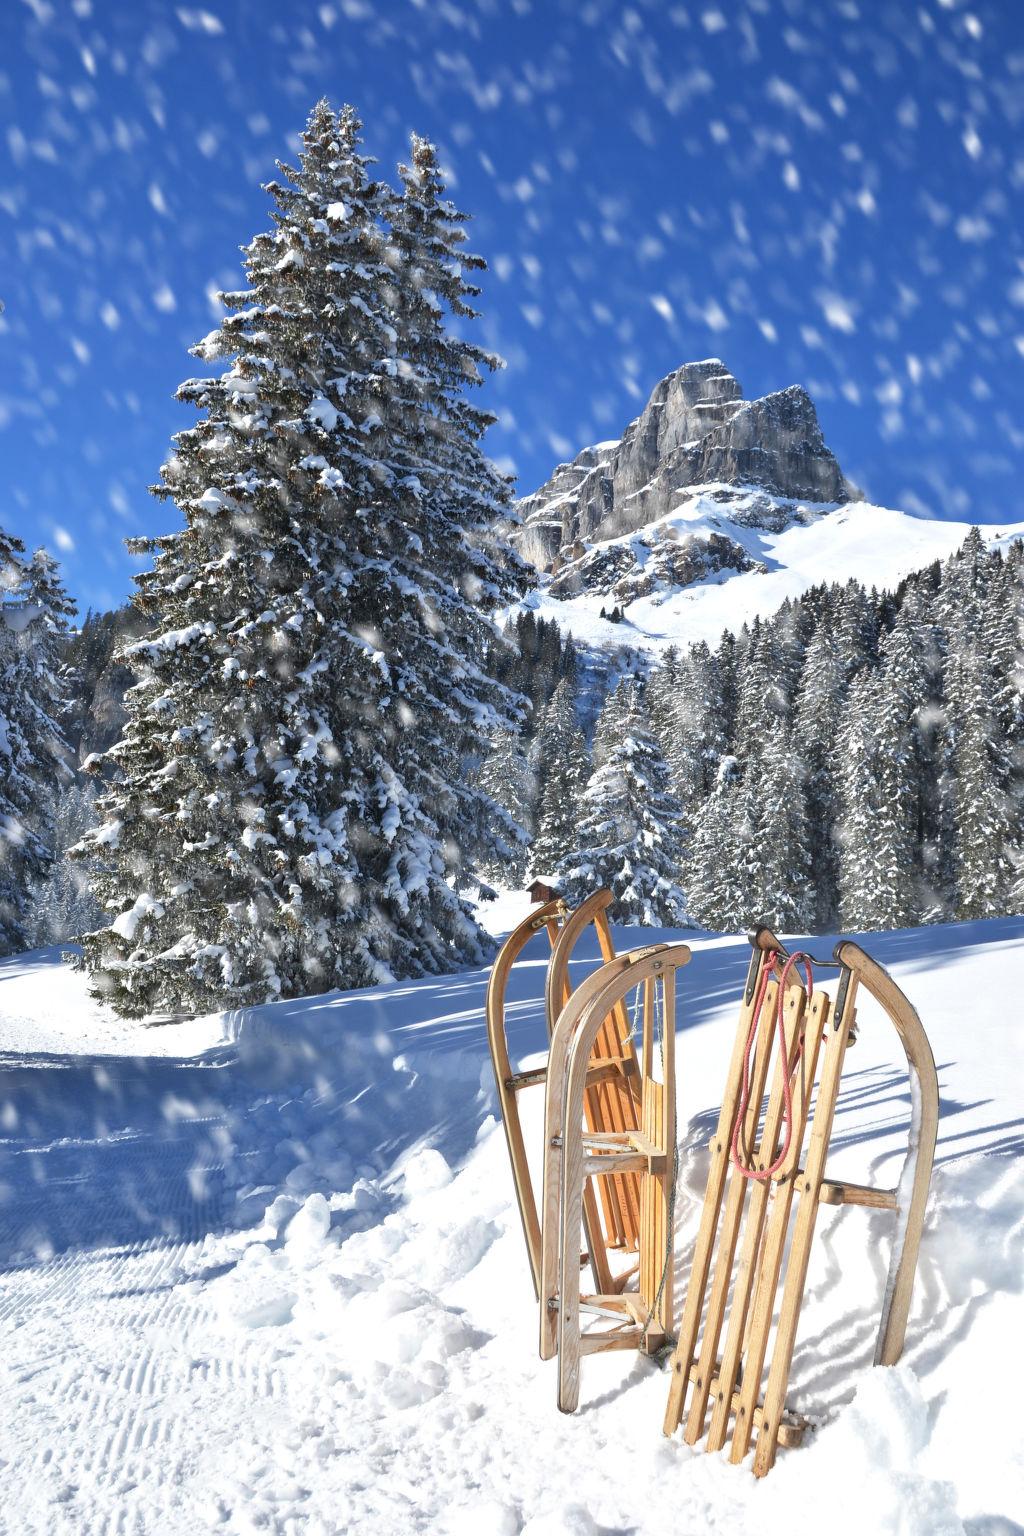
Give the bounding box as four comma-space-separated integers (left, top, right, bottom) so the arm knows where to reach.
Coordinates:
1, 915, 1022, 1534
520, 489, 1024, 657
512, 362, 1024, 659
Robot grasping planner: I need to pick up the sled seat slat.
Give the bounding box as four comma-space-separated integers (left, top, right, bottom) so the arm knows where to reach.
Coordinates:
506, 1056, 636, 1094
582, 1151, 660, 1177
685, 1365, 807, 1449
817, 1178, 898, 1210
579, 1328, 644, 1355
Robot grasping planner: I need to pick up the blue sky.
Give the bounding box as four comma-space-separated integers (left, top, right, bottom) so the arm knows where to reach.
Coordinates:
2, 0, 1022, 611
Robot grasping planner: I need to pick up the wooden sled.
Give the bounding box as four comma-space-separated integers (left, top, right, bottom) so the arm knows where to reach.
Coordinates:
663, 927, 938, 1476
485, 890, 645, 1301
541, 943, 690, 1412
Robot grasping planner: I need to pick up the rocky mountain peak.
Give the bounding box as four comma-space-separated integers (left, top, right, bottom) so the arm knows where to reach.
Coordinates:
515, 360, 858, 574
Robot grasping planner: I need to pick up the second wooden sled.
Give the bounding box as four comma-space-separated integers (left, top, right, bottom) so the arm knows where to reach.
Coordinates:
486, 889, 646, 1301
662, 926, 938, 1477
541, 943, 691, 1412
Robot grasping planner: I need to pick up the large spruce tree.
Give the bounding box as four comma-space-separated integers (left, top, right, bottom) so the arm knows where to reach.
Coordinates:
530, 677, 589, 879
837, 667, 917, 931
557, 681, 686, 924
74, 102, 525, 1016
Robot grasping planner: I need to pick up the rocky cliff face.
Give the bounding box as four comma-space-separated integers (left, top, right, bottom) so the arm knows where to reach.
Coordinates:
515, 360, 857, 577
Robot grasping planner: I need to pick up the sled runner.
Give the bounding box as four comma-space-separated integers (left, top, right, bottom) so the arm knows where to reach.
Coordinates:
485, 889, 646, 1300
540, 942, 689, 1412
662, 926, 938, 1477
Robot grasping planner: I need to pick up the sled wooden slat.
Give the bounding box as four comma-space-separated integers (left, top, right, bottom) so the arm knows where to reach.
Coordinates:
819, 1178, 897, 1210
662, 936, 779, 1438
751, 981, 854, 1477
683, 976, 782, 1444
729, 988, 828, 1464
548, 897, 623, 1250
638, 965, 674, 1341
665, 926, 937, 1479
704, 981, 810, 1453
578, 1330, 643, 1355
686, 1365, 807, 1449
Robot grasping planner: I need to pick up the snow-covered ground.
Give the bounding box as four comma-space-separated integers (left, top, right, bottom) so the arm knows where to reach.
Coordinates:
1, 906, 1022, 1535
519, 496, 1024, 658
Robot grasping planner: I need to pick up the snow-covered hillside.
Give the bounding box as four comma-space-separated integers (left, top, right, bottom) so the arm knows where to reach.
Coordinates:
518, 487, 1024, 660
1, 910, 1022, 1534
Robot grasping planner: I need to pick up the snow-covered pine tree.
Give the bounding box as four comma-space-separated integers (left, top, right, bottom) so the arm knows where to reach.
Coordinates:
556, 682, 686, 924
688, 728, 812, 935
590, 670, 640, 768
733, 617, 788, 762
793, 617, 848, 927
739, 723, 815, 932
0, 533, 76, 953
28, 777, 103, 946
644, 644, 681, 741
878, 594, 940, 915
945, 635, 1015, 920
680, 641, 730, 804
384, 132, 531, 884
530, 677, 589, 880
473, 730, 534, 885
74, 102, 526, 1016
648, 641, 729, 824
770, 597, 813, 716
686, 755, 750, 931
981, 551, 1024, 861
836, 667, 917, 931
835, 578, 879, 676
932, 538, 977, 913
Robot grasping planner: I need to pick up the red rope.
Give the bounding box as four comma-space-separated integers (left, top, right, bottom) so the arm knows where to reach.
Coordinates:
730, 950, 814, 1182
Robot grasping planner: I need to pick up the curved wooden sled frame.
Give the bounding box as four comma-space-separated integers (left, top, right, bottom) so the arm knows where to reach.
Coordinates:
663, 926, 938, 1477
542, 943, 691, 1413
485, 890, 644, 1301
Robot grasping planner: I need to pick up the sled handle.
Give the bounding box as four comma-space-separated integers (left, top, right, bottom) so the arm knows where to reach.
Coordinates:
831, 941, 939, 1366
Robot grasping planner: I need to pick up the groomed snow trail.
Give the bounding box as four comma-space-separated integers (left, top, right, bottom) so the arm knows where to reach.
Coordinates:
0, 915, 1022, 1535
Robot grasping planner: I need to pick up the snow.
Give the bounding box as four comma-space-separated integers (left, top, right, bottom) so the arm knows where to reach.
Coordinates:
110, 891, 165, 940
518, 492, 1024, 658
0, 601, 44, 634
307, 395, 340, 431
0, 913, 1022, 1533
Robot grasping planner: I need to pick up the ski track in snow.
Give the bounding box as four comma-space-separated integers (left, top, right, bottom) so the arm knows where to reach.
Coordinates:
0, 913, 1023, 1534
